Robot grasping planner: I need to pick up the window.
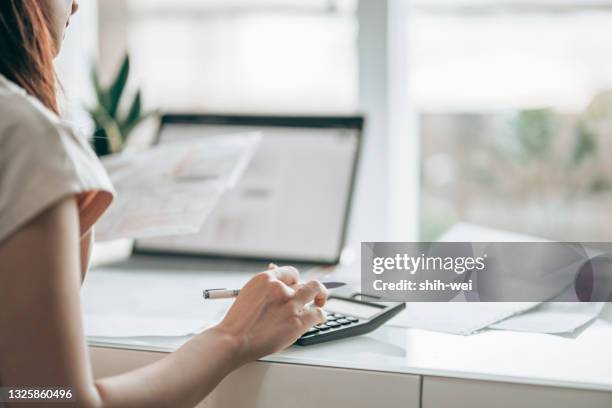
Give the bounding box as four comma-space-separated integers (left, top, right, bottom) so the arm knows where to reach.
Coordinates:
411, 0, 612, 241
117, 0, 358, 113
97, 0, 401, 246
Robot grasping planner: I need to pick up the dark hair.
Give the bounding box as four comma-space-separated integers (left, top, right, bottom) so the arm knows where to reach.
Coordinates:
0, 0, 58, 113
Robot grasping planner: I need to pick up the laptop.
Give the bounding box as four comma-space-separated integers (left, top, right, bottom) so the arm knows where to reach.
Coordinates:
133, 114, 363, 269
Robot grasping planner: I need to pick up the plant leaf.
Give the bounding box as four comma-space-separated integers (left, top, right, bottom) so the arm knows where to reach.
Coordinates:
109, 55, 130, 117
121, 90, 142, 138
91, 64, 111, 111
571, 121, 597, 166
121, 109, 158, 143
101, 119, 123, 154
512, 109, 555, 162
87, 108, 103, 130
89, 105, 123, 154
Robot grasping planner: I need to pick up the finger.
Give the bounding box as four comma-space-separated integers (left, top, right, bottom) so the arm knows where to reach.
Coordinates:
295, 282, 328, 307
272, 266, 299, 286
313, 289, 328, 308
293, 280, 328, 306
301, 306, 327, 328
269, 263, 279, 270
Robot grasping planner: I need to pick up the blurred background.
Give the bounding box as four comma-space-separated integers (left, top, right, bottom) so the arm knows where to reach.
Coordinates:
58, 0, 612, 245
414, 0, 612, 242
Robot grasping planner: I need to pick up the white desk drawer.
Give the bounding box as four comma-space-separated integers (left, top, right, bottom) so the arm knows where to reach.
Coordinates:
423, 376, 612, 408
90, 347, 420, 408
210, 362, 419, 408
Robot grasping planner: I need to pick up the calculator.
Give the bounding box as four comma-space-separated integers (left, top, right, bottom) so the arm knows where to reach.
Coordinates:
295, 294, 406, 346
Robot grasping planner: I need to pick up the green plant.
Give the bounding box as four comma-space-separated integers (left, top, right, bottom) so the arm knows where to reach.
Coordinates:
88, 55, 155, 156
473, 106, 609, 198
509, 108, 556, 163
570, 120, 597, 167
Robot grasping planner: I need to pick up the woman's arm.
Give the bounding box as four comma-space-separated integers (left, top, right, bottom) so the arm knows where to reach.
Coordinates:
80, 230, 92, 279
0, 196, 327, 408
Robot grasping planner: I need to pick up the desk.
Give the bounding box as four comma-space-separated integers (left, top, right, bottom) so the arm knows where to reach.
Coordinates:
86, 258, 612, 408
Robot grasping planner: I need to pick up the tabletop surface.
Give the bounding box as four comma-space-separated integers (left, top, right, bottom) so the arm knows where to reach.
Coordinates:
85, 255, 612, 393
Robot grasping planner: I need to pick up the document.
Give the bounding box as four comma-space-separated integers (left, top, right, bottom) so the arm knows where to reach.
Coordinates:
388, 301, 540, 335
95, 134, 260, 241
490, 302, 605, 334
388, 223, 606, 335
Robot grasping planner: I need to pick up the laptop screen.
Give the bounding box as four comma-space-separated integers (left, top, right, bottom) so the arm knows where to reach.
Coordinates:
135, 115, 362, 264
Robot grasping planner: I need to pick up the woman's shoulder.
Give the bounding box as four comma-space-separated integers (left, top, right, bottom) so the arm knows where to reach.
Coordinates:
0, 76, 114, 243
0, 73, 114, 197
0, 75, 65, 145
0, 74, 104, 176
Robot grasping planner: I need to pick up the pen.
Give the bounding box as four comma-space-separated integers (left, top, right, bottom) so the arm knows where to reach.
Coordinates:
203, 281, 346, 300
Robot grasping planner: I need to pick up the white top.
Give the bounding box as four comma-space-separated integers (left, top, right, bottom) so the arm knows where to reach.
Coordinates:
0, 74, 114, 244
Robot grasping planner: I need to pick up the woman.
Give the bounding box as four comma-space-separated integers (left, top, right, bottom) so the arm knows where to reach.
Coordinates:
0, 1, 328, 407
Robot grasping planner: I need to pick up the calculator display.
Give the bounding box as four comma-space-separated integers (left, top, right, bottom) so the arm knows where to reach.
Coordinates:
325, 299, 384, 319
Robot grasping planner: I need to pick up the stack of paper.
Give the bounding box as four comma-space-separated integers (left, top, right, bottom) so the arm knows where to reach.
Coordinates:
490, 302, 606, 334
389, 223, 605, 335
95, 134, 260, 241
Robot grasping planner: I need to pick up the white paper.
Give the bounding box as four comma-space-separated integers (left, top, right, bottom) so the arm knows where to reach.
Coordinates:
444, 224, 606, 334
386, 223, 544, 335
389, 223, 604, 336
388, 301, 540, 335
95, 134, 260, 241
490, 302, 606, 334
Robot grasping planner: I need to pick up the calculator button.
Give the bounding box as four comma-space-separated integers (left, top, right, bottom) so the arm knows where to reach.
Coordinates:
326, 321, 341, 328
303, 328, 318, 336
336, 318, 351, 325
300, 333, 317, 340
333, 314, 345, 319
346, 317, 359, 323
315, 324, 331, 331
325, 315, 338, 321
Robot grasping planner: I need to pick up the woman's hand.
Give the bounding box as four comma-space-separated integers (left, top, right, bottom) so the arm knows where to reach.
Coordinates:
213, 265, 329, 364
